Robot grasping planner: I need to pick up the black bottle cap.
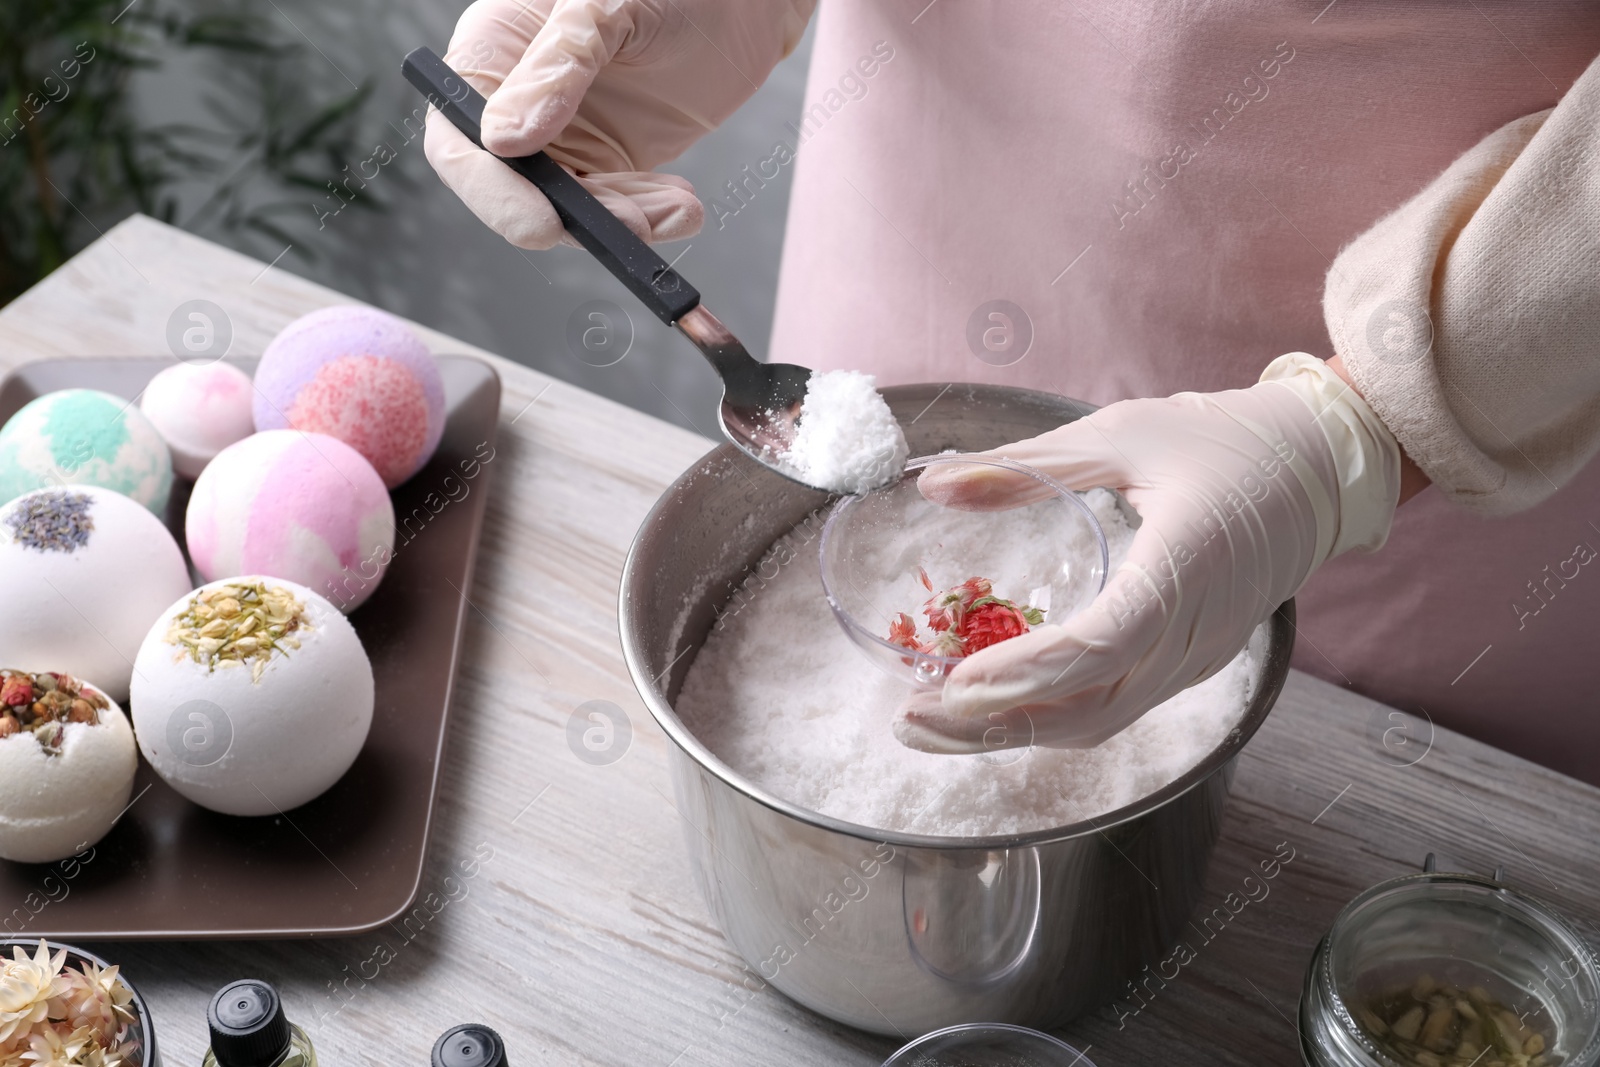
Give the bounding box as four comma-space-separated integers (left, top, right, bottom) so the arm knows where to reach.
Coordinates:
432, 1024, 507, 1067
208, 980, 291, 1067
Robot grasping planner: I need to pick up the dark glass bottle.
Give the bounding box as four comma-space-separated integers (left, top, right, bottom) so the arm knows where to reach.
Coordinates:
431, 1025, 506, 1067
202, 980, 316, 1067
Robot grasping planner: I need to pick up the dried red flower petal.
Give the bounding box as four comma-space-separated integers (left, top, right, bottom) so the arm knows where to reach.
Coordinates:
0, 675, 34, 707
887, 612, 920, 651
889, 576, 1042, 658
958, 601, 1031, 653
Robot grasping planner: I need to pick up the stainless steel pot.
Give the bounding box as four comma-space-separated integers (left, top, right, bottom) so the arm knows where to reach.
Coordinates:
620, 382, 1295, 1036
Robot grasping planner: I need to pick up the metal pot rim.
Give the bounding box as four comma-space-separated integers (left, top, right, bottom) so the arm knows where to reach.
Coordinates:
620, 388, 1296, 852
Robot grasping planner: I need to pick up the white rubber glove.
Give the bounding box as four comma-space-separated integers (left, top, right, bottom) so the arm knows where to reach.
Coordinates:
424, 0, 814, 249
895, 354, 1403, 753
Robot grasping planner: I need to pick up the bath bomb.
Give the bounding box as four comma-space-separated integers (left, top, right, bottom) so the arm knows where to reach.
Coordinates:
0, 486, 192, 703
0, 388, 174, 513
187, 430, 394, 612
0, 670, 137, 863
253, 306, 445, 487
139, 361, 255, 479
131, 577, 375, 816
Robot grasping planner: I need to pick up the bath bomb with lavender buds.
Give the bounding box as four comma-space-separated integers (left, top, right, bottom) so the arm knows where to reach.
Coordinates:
139, 361, 256, 479
253, 306, 445, 487
0, 670, 137, 863
0, 486, 192, 703
187, 430, 394, 612
131, 577, 374, 816
0, 388, 173, 513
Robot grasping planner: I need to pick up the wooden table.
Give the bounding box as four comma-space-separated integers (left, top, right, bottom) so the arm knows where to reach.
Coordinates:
1, 215, 1595, 1067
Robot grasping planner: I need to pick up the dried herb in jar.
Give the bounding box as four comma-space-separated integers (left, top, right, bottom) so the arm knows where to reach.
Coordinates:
1355, 972, 1551, 1067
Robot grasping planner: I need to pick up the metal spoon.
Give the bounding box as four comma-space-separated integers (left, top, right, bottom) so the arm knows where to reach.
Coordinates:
402, 48, 814, 479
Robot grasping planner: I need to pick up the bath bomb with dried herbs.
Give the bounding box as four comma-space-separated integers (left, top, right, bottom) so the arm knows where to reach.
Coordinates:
0, 486, 192, 703
0, 670, 137, 863
131, 576, 374, 816
0, 388, 174, 513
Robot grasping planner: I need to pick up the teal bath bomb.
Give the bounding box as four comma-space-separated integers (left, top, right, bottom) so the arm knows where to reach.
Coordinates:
0, 389, 174, 513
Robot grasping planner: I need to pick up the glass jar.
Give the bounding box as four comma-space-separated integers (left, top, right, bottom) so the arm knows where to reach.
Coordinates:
1300, 869, 1600, 1067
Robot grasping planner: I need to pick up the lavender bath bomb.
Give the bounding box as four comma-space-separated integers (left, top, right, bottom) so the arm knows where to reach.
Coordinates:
130, 577, 374, 816
253, 306, 445, 487
187, 430, 394, 612
139, 361, 255, 479
0, 388, 173, 513
0, 486, 192, 702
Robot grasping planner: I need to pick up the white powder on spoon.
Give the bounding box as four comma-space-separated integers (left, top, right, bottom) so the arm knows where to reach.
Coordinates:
774, 370, 909, 494
675, 489, 1264, 837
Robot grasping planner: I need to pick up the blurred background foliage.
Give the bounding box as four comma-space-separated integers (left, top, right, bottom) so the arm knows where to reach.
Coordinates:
0, 0, 381, 306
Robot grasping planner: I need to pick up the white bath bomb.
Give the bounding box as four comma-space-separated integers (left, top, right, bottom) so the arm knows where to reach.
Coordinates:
0, 673, 137, 863
130, 577, 374, 816
139, 361, 255, 479
0, 486, 192, 703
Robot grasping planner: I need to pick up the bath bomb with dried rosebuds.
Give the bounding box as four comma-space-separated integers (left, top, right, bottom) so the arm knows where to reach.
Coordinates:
253, 305, 445, 487
186, 429, 394, 612
131, 577, 374, 816
0, 670, 137, 863
139, 361, 256, 479
0, 388, 173, 513
0, 486, 192, 703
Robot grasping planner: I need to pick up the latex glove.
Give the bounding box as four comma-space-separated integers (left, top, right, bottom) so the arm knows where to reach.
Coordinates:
424, 0, 814, 249
895, 354, 1402, 753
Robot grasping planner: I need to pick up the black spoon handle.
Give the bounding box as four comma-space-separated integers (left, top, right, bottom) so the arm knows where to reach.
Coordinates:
402, 47, 701, 326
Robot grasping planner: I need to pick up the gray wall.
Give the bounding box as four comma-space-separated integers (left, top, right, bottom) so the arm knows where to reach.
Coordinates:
141, 2, 814, 441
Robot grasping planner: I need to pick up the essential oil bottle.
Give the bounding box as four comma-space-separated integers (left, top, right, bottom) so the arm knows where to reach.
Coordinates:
202, 980, 316, 1067
432, 1024, 507, 1067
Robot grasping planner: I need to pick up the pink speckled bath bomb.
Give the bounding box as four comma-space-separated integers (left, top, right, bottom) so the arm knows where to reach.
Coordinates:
253, 306, 445, 487
186, 430, 395, 612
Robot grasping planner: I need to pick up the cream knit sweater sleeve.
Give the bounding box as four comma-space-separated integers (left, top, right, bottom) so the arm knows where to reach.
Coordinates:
1324, 53, 1600, 516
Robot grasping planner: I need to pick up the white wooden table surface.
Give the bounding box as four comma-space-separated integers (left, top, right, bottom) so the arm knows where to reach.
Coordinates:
1, 215, 1596, 1067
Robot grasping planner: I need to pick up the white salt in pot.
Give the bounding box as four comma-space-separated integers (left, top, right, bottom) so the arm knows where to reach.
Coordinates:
620, 382, 1297, 1036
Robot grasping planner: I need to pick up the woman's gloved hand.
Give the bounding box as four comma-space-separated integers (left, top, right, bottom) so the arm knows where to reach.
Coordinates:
425, 0, 814, 249
895, 354, 1404, 754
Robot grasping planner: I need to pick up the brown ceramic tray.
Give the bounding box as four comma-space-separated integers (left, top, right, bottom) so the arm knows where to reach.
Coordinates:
0, 356, 499, 938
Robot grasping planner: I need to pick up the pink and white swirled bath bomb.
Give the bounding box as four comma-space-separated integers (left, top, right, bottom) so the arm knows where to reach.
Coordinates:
140, 361, 255, 479
253, 306, 445, 488
186, 430, 395, 611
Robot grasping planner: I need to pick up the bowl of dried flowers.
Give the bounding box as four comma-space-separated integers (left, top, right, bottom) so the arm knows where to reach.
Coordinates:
0, 940, 157, 1067
818, 454, 1109, 687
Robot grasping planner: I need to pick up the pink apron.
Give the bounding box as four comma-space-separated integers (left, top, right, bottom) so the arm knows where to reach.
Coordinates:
768, 0, 1600, 781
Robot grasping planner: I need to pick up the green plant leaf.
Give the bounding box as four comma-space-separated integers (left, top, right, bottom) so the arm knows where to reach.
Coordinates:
0, 0, 387, 306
